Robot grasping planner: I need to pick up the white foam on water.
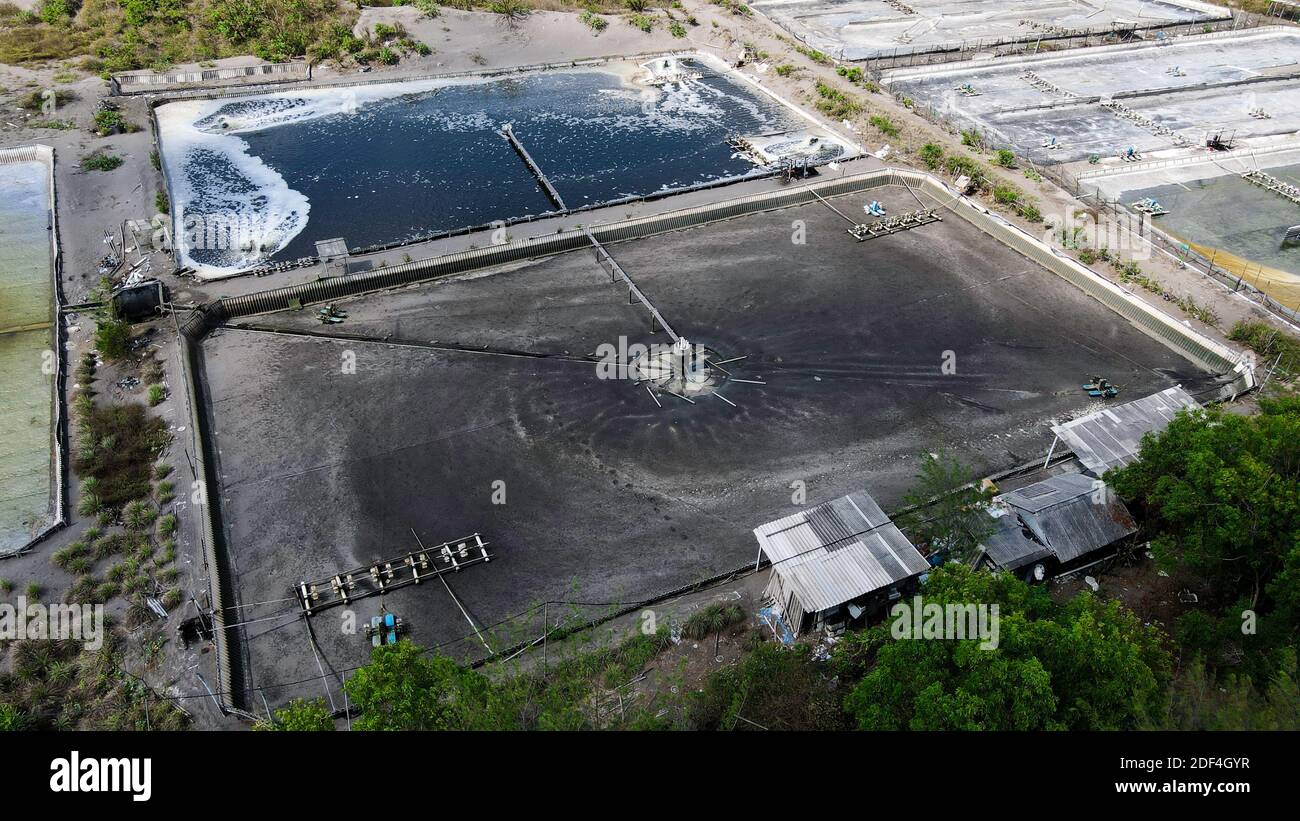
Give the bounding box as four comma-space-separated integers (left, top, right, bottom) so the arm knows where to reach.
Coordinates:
155, 54, 854, 277
156, 78, 449, 277
158, 99, 312, 276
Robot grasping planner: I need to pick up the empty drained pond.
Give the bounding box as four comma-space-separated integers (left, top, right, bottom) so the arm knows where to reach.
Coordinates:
155, 54, 858, 277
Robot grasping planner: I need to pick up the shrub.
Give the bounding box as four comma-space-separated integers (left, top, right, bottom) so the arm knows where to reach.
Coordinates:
94, 316, 130, 360
992, 184, 1021, 205
628, 13, 653, 32
147, 384, 166, 406
994, 149, 1016, 168
92, 109, 132, 136
17, 88, 75, 111
944, 155, 984, 187
73, 403, 171, 510
488, 0, 530, 18
580, 10, 606, 31
774, 63, 796, 77
868, 114, 898, 137
259, 698, 335, 731
52, 543, 86, 571
124, 500, 157, 531
80, 152, 123, 172
93, 532, 128, 560
794, 44, 832, 65
1230, 321, 1300, 381
77, 486, 103, 517
682, 602, 746, 640
814, 81, 861, 119
836, 65, 863, 83
669, 20, 685, 37
691, 642, 842, 730
919, 142, 944, 169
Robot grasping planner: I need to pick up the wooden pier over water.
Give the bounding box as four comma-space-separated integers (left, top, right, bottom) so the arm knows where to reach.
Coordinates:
500, 123, 567, 211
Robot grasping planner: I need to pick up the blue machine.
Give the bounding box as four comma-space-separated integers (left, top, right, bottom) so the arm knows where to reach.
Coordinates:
366, 610, 405, 647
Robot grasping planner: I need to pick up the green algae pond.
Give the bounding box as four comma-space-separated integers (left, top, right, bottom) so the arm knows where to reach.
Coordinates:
0, 152, 57, 554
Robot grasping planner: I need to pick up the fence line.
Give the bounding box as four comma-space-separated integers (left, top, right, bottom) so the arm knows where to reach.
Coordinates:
1058, 167, 1300, 327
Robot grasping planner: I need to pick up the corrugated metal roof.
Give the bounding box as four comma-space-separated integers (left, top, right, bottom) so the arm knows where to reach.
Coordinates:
754, 491, 928, 614
976, 509, 1053, 571
998, 475, 1137, 564
1000, 473, 1097, 514
1051, 386, 1199, 476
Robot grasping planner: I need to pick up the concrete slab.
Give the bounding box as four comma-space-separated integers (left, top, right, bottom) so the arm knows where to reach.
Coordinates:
754, 0, 1224, 61
888, 28, 1300, 165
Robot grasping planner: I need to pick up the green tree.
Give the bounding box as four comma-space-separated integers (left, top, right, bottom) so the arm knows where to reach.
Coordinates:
1107, 398, 1300, 609
343, 641, 495, 731
842, 565, 1170, 730
1160, 651, 1300, 730
258, 698, 335, 731
895, 451, 994, 562
1108, 397, 1300, 686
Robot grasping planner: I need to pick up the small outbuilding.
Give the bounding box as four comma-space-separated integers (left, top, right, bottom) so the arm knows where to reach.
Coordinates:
754, 490, 929, 636
111, 279, 167, 322
970, 508, 1054, 580
1048, 386, 1198, 476
996, 473, 1137, 567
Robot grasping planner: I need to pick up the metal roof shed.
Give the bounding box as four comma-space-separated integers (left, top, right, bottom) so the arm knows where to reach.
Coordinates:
998, 474, 1137, 565
754, 491, 929, 635
1047, 386, 1199, 476
971, 508, 1053, 575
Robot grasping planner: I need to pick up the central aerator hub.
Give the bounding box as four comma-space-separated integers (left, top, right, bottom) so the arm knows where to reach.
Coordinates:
631, 338, 726, 397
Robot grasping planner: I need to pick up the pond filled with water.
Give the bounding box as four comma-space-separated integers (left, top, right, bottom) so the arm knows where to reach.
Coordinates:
0, 157, 55, 554
157, 55, 856, 277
